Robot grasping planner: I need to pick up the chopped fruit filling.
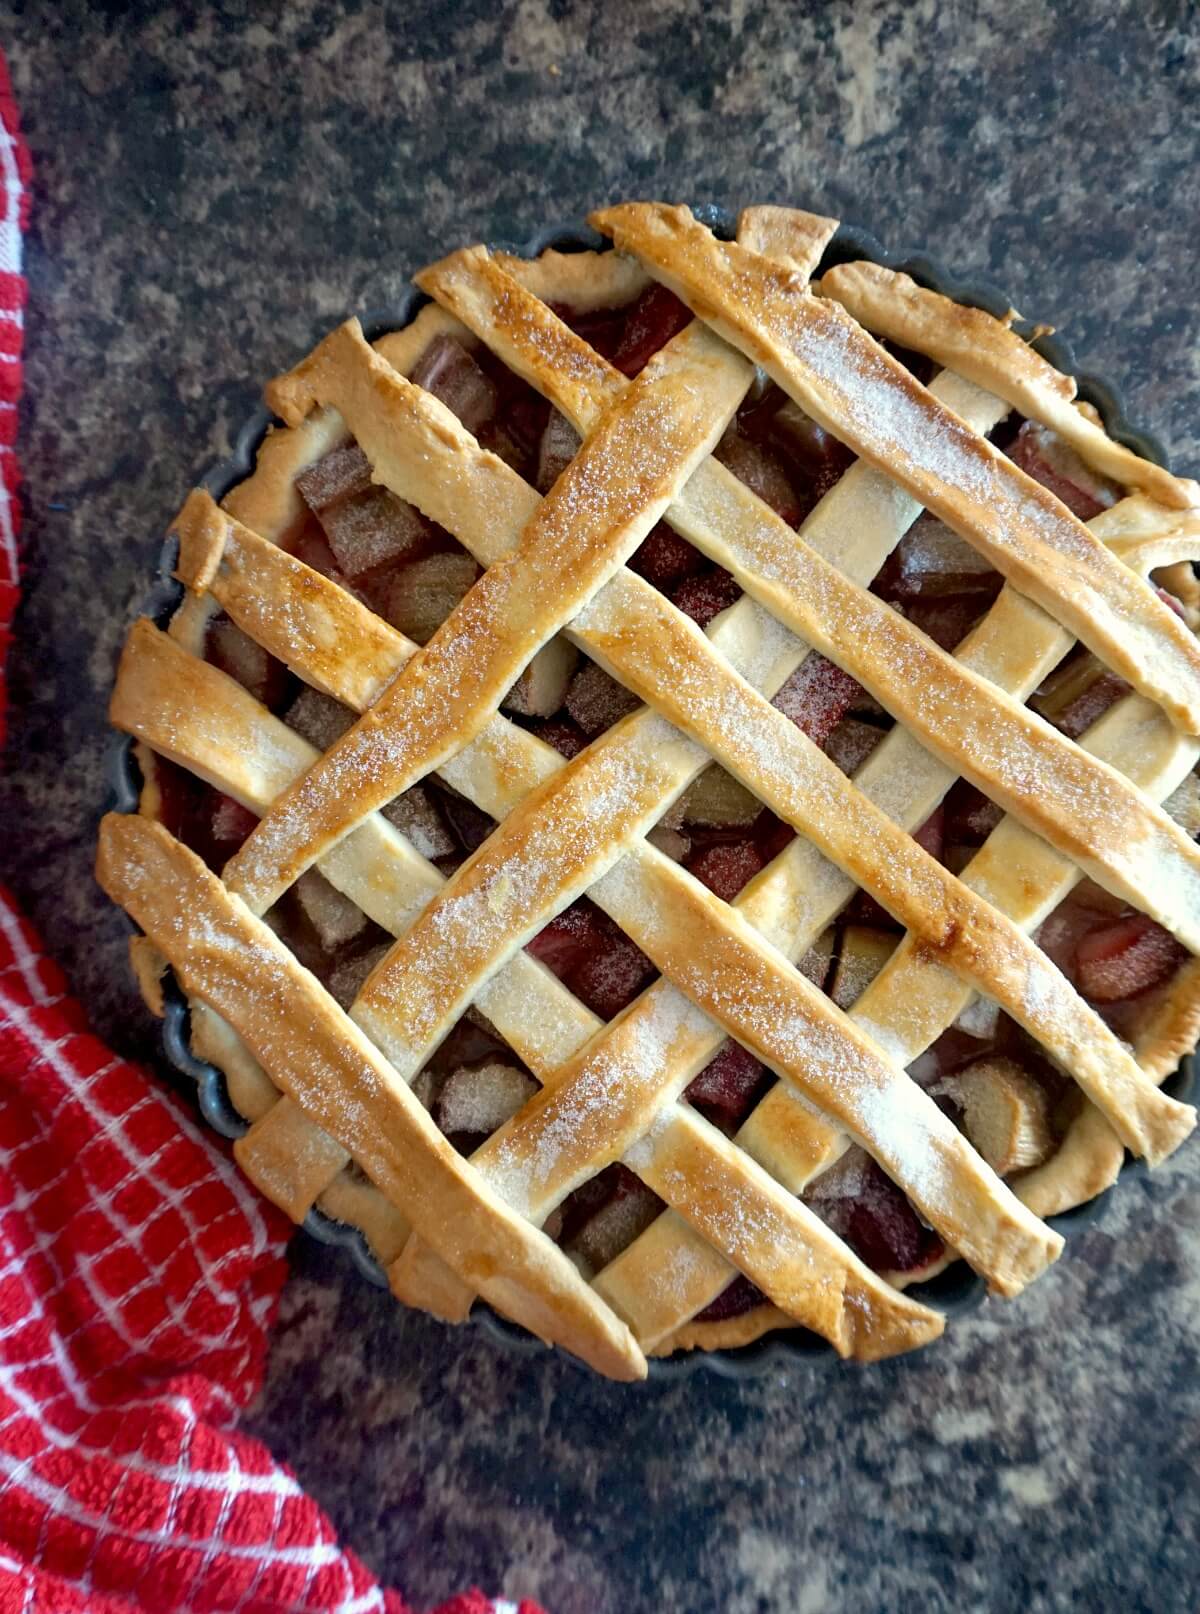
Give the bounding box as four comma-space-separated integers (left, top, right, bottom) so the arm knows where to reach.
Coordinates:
670, 567, 742, 628
566, 915, 656, 1020
823, 718, 885, 777
560, 1162, 666, 1274
1008, 419, 1120, 520
828, 925, 897, 1010
675, 765, 760, 830
375, 550, 480, 644
408, 333, 499, 437
380, 785, 456, 861
503, 639, 579, 718
209, 792, 259, 853
434, 787, 496, 855
320, 488, 434, 579
768, 399, 856, 513
536, 410, 582, 493
933, 1057, 1055, 1176
1075, 914, 1187, 1004
645, 824, 691, 863
1164, 772, 1200, 838
328, 942, 390, 1011
685, 1040, 769, 1134
628, 522, 706, 590
526, 899, 603, 977
807, 1151, 943, 1275
206, 615, 290, 710
435, 1058, 539, 1149
294, 869, 368, 951
944, 779, 1003, 844
285, 686, 355, 751
610, 285, 693, 377
892, 594, 986, 653
296, 443, 375, 510
530, 715, 588, 760
289, 524, 344, 581
564, 660, 640, 735
693, 1273, 768, 1324
772, 652, 865, 748
874, 512, 1002, 600
714, 427, 802, 526
686, 839, 765, 902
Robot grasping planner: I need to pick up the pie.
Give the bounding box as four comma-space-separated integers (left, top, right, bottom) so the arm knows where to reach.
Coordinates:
97, 203, 1200, 1381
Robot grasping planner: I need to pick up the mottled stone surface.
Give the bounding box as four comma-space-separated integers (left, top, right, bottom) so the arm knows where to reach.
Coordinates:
2, 1, 1198, 1609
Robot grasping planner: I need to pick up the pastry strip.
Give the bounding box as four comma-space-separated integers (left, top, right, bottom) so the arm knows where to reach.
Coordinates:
820, 259, 1199, 512
590, 202, 1200, 733
222, 318, 751, 912
95, 813, 645, 1381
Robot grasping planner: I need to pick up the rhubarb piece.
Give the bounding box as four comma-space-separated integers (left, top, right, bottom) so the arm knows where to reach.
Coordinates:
296, 443, 374, 511
503, 638, 579, 718
685, 1040, 769, 1132
381, 785, 456, 860
670, 567, 741, 628
435, 1059, 539, 1143
1076, 914, 1187, 1004
206, 616, 289, 709
645, 824, 691, 863
294, 868, 368, 951
1009, 419, 1120, 520
799, 926, 835, 990
530, 715, 588, 760
686, 839, 765, 903
876, 512, 999, 599
823, 718, 885, 776
714, 427, 802, 526
1164, 772, 1200, 838
938, 1058, 1055, 1176
566, 920, 656, 1019
320, 488, 433, 578
378, 551, 480, 644
629, 522, 705, 590
944, 780, 1004, 844
327, 942, 390, 1011
437, 788, 496, 855
567, 1169, 665, 1273
677, 765, 760, 829
209, 793, 258, 852
410, 333, 498, 435
772, 652, 865, 748
828, 925, 897, 1010
611, 285, 692, 377
564, 660, 640, 736
284, 686, 355, 752
807, 1150, 941, 1274
526, 900, 604, 979
536, 409, 582, 492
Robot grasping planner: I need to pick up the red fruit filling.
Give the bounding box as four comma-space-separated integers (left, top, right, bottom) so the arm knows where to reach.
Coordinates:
1075, 914, 1186, 1004
772, 653, 865, 748
610, 285, 693, 377
685, 1041, 769, 1133
670, 567, 742, 628
686, 839, 766, 903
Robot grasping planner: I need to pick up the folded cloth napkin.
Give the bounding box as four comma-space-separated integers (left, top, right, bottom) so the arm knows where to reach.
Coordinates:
0, 51, 543, 1614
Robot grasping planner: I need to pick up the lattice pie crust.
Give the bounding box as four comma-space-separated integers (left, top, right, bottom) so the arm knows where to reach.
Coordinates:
99, 204, 1200, 1379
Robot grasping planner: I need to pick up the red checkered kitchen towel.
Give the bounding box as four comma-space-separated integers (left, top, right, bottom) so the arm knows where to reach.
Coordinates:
0, 55, 544, 1614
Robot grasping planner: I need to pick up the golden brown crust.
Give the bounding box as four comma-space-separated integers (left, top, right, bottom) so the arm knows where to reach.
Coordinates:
820, 260, 1199, 512
104, 211, 1200, 1378
735, 206, 840, 278
96, 812, 645, 1381
590, 202, 1200, 733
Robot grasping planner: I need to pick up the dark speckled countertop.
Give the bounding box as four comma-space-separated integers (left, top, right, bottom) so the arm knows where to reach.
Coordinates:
4, 2, 1199, 1609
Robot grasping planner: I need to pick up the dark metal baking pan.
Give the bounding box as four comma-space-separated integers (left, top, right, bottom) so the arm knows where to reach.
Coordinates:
104, 205, 1196, 1380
